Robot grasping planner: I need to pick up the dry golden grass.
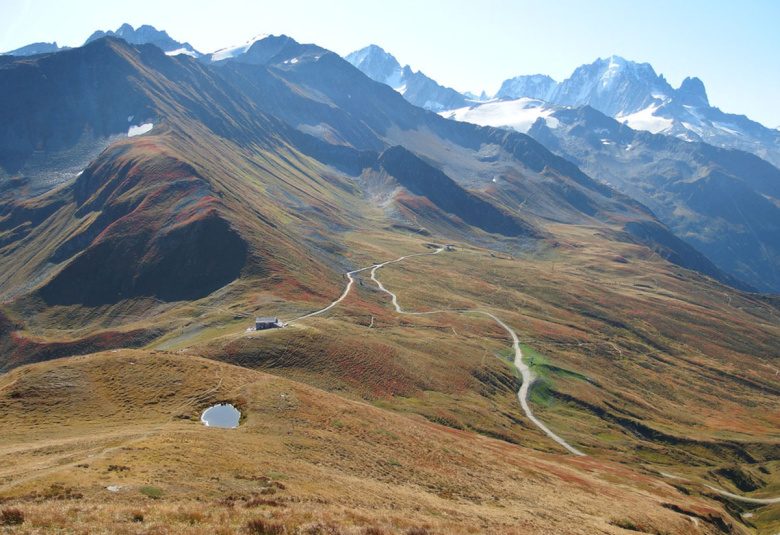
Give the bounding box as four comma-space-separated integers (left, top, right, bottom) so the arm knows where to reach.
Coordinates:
0, 350, 748, 534
1, 203, 778, 533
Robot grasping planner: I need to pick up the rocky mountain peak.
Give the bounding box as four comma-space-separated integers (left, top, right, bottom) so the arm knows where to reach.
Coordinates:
495, 74, 558, 101
345, 45, 404, 88
345, 45, 467, 111
675, 76, 709, 107
84, 23, 200, 56
551, 56, 673, 116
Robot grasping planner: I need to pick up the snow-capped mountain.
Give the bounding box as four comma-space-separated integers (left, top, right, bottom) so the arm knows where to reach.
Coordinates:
620, 93, 780, 167
443, 94, 780, 293
345, 45, 404, 90
491, 56, 780, 168
552, 56, 674, 117
496, 74, 557, 102
85, 24, 201, 57
496, 56, 684, 118
201, 34, 323, 65
345, 45, 471, 112
346, 44, 780, 168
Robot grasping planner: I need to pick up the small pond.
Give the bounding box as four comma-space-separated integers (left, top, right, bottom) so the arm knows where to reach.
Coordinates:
201, 404, 241, 428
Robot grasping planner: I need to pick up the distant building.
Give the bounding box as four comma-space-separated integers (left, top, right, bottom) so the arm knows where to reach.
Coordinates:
255, 317, 279, 330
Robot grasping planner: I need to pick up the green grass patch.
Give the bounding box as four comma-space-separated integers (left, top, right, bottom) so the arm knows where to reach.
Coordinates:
528, 374, 554, 407
494, 346, 515, 364
494, 349, 520, 379
139, 485, 164, 499
595, 431, 626, 443
521, 344, 589, 382
519, 344, 547, 365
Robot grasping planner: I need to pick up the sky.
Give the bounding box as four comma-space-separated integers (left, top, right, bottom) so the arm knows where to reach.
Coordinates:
2, 0, 780, 128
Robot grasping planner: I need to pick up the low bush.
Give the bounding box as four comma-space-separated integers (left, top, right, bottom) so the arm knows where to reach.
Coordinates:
0, 507, 24, 525
246, 518, 285, 534
405, 528, 432, 535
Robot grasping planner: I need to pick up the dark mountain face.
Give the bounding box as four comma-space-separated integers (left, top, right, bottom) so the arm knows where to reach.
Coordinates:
39, 143, 248, 306
378, 145, 538, 238
675, 76, 708, 107
528, 107, 779, 293
0, 39, 160, 198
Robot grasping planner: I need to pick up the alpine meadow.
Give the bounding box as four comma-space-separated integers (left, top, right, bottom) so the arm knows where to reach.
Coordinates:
0, 17, 778, 535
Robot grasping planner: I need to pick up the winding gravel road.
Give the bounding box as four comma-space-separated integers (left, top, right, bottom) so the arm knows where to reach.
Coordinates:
473, 311, 586, 456
292, 246, 780, 504
294, 246, 585, 456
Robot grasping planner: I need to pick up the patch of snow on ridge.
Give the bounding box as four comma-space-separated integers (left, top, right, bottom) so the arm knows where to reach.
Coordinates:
713, 122, 743, 136
211, 35, 269, 62
441, 98, 558, 134
166, 47, 198, 57
618, 105, 673, 134
128, 123, 153, 137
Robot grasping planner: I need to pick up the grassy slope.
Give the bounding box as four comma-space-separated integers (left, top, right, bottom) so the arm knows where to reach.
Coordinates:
0, 350, 744, 534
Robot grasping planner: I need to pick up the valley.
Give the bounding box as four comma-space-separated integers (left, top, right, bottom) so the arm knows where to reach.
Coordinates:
0, 29, 778, 534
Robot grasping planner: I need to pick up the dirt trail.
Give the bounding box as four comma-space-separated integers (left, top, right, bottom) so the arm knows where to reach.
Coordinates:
292, 246, 585, 456
474, 311, 586, 456
367, 249, 586, 456
660, 472, 780, 505
293, 245, 780, 504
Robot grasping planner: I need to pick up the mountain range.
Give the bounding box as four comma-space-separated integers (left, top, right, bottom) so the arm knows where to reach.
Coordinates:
348, 46, 780, 169
0, 26, 778, 534
494, 55, 780, 169
349, 45, 780, 293
2, 23, 201, 58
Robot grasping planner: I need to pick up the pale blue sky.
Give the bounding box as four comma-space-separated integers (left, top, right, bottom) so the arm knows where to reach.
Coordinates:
2, 0, 779, 128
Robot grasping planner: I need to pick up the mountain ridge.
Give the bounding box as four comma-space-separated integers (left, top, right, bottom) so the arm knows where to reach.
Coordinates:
3, 23, 200, 57
0, 31, 778, 534
345, 44, 473, 112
